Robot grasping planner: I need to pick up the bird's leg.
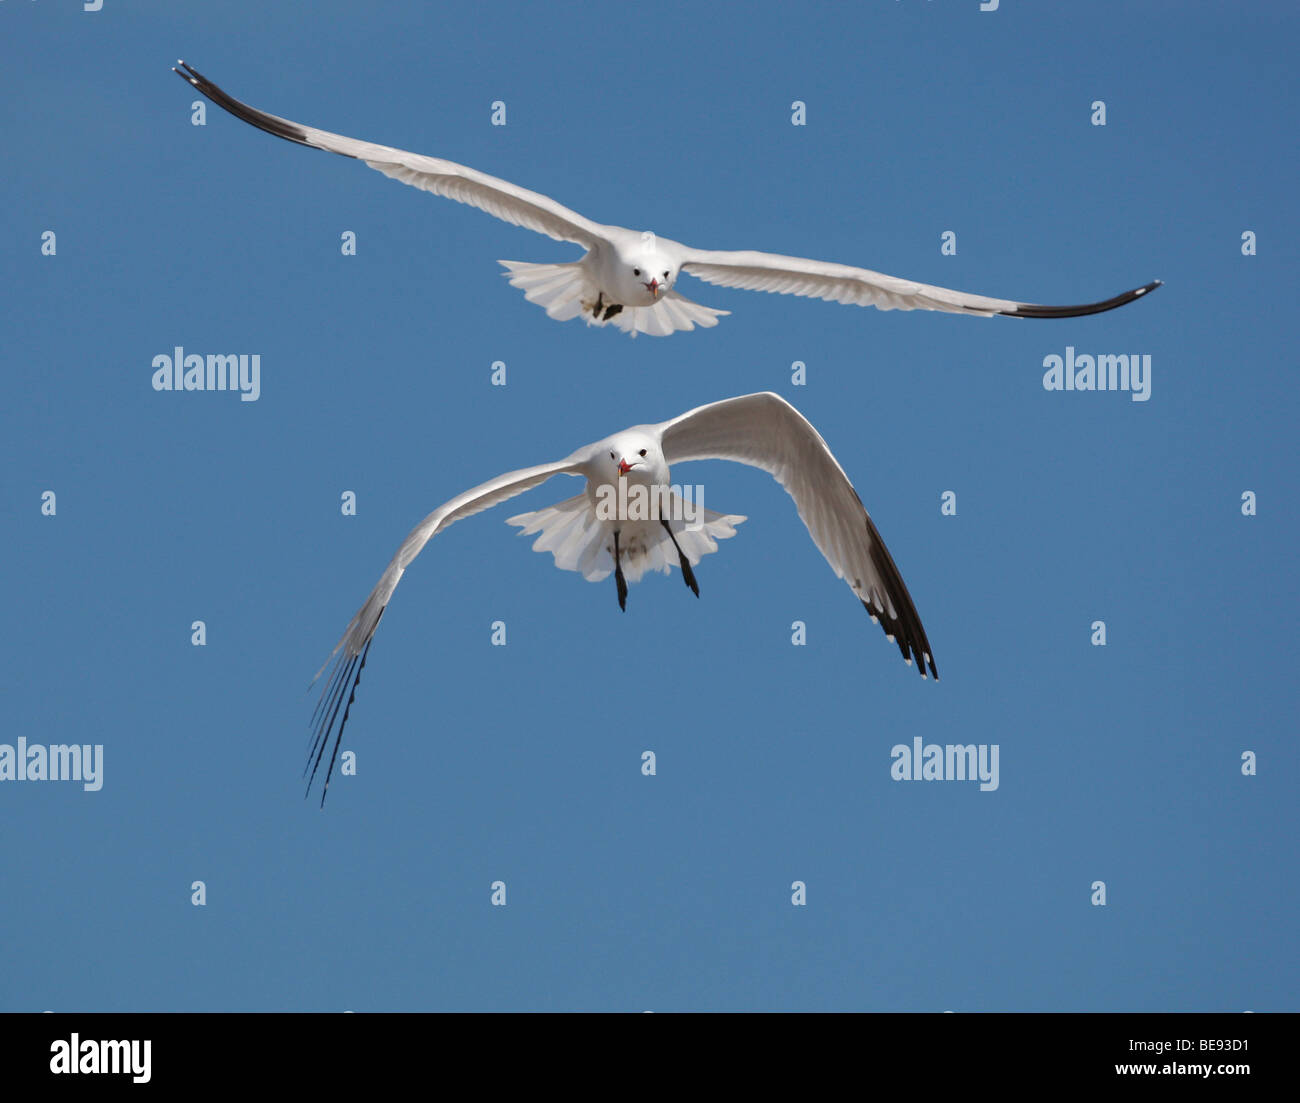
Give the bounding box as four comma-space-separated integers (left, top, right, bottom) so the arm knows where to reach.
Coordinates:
661, 519, 699, 598
585, 290, 624, 322
613, 529, 628, 612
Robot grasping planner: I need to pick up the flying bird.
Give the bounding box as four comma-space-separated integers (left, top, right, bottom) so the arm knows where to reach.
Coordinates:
174, 61, 1161, 338
307, 392, 938, 804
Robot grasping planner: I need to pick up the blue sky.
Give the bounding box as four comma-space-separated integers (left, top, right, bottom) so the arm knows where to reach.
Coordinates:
2, 1, 1296, 1011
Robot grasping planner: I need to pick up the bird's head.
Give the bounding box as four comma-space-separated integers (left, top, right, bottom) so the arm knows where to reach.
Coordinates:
619, 242, 676, 304
605, 434, 666, 484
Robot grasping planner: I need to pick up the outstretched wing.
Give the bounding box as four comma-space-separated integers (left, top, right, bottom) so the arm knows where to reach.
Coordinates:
658, 392, 937, 678
308, 459, 582, 805
677, 245, 1160, 319
174, 61, 609, 249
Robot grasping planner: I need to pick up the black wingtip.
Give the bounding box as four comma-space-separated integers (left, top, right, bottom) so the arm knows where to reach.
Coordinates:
860, 597, 938, 681
858, 508, 939, 683
306, 608, 385, 807
999, 278, 1163, 319
171, 60, 323, 152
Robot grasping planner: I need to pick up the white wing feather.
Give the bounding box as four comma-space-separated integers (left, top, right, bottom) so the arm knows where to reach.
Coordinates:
175, 62, 608, 248
657, 392, 937, 677
677, 246, 1160, 318
307, 458, 581, 802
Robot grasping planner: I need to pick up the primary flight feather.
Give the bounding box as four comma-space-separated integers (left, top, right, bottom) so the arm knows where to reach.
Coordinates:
307, 392, 937, 804
174, 61, 1161, 338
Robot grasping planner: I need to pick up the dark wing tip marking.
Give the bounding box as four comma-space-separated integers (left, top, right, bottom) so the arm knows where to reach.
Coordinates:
861, 598, 938, 681
172, 60, 331, 155
861, 520, 938, 681
306, 607, 385, 807
998, 278, 1162, 319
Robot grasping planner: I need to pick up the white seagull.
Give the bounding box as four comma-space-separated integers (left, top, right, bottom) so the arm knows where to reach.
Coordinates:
174, 61, 1161, 339
307, 392, 937, 804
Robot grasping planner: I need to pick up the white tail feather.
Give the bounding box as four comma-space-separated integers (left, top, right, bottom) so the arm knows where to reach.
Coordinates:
609, 291, 730, 337
499, 260, 591, 321
506, 493, 745, 582
500, 261, 729, 336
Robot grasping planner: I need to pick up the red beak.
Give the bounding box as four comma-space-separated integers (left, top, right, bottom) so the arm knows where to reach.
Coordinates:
618, 459, 633, 475
648, 278, 660, 297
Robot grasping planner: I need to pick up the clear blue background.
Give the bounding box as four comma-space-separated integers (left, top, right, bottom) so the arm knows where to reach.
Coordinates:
2, 1, 1295, 1011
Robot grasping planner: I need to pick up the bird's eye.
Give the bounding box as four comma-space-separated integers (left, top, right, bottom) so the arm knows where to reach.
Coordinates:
633, 268, 641, 277
609, 451, 615, 460
638, 449, 647, 457
662, 271, 669, 279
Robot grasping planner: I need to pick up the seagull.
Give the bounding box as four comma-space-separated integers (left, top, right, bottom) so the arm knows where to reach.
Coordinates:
307, 392, 937, 804
174, 61, 1161, 338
